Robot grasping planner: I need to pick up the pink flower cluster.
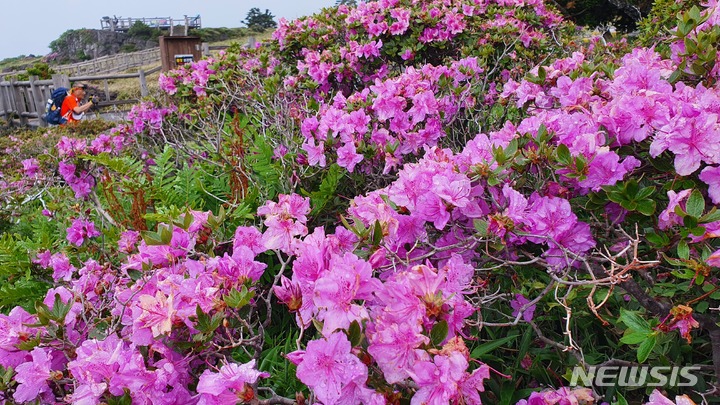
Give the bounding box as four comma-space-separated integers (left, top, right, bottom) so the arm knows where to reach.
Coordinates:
158, 58, 218, 97
301, 58, 482, 173
267, 0, 564, 104
1, 210, 273, 404
503, 47, 720, 197
58, 160, 95, 199
272, 143, 596, 402
515, 387, 595, 404
127, 101, 177, 135
66, 218, 101, 247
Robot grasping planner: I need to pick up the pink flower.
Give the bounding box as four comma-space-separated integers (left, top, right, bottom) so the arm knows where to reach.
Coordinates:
258, 194, 311, 253
273, 275, 303, 312
707, 248, 720, 267
21, 158, 40, 178
196, 360, 269, 405
303, 139, 327, 167
49, 252, 76, 282
699, 165, 720, 204
66, 218, 102, 247
233, 226, 266, 255
132, 291, 176, 344
510, 294, 536, 322
118, 230, 141, 253
293, 332, 367, 405
0, 307, 41, 368
367, 320, 429, 383
658, 189, 692, 230
645, 389, 696, 405
313, 253, 379, 335
337, 142, 364, 172
578, 151, 640, 192
408, 352, 468, 405
13, 347, 53, 403
158, 74, 177, 95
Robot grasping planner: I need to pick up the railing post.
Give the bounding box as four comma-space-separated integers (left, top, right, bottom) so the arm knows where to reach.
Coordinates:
29, 76, 47, 127
0, 80, 9, 125
139, 69, 148, 97
104, 79, 110, 102
10, 78, 28, 127
52, 73, 70, 90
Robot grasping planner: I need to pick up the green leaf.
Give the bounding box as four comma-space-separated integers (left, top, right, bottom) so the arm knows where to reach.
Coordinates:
624, 179, 639, 197
635, 186, 656, 200
224, 286, 255, 309
15, 336, 41, 351
535, 124, 550, 143
430, 320, 449, 346
159, 225, 173, 244
690, 226, 706, 237
310, 163, 342, 215
637, 334, 657, 363
348, 320, 362, 347
636, 200, 656, 216
686, 190, 705, 218
677, 240, 690, 260
471, 333, 519, 358
668, 68, 682, 84
504, 139, 518, 158
620, 331, 649, 345
141, 230, 165, 246
195, 305, 223, 334
473, 219, 488, 237
683, 215, 698, 229
700, 207, 720, 223
371, 220, 384, 246
619, 309, 651, 333
127, 269, 143, 281
556, 144, 571, 165
49, 293, 73, 322
107, 389, 133, 405
607, 190, 625, 204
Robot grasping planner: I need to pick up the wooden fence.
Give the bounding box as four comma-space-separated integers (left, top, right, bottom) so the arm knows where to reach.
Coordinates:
0, 67, 159, 127
54, 48, 161, 76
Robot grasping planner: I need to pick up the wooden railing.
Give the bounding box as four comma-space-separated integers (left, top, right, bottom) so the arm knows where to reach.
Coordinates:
100, 15, 201, 34
54, 48, 161, 76
0, 67, 159, 127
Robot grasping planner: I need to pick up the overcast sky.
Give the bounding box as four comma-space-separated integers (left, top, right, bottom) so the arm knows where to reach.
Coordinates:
0, 0, 332, 60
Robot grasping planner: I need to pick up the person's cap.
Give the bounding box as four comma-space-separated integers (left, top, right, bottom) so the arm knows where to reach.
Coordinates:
72, 83, 88, 90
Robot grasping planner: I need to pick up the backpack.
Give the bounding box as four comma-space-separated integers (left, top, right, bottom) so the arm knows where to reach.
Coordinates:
43, 87, 69, 125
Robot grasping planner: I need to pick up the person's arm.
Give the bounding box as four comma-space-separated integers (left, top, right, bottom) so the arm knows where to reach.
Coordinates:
73, 100, 95, 114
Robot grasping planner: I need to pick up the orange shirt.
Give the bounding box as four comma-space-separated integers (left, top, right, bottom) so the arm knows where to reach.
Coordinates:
60, 95, 81, 123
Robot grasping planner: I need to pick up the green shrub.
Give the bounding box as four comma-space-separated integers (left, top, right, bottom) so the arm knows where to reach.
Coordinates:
127, 21, 163, 40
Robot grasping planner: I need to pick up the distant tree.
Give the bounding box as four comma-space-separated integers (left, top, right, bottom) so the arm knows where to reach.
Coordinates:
127, 21, 162, 40
335, 0, 358, 5
243, 8, 277, 31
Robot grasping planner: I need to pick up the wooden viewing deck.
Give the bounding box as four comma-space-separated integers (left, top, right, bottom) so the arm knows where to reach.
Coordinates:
101, 15, 201, 34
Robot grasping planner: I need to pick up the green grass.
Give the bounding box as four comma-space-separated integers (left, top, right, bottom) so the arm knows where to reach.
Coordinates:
0, 55, 44, 73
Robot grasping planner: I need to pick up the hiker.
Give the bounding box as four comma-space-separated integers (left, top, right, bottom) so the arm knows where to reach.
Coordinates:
60, 83, 96, 124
